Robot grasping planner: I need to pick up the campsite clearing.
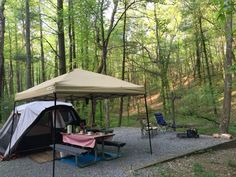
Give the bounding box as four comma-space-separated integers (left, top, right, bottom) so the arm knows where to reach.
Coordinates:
0, 127, 232, 177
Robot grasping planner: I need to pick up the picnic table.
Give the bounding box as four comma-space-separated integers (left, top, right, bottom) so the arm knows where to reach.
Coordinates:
61, 132, 114, 160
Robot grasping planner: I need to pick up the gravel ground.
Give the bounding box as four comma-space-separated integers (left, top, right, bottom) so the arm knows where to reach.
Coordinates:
0, 127, 230, 177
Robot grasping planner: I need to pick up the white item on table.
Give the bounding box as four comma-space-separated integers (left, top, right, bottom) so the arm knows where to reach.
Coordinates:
67, 125, 72, 134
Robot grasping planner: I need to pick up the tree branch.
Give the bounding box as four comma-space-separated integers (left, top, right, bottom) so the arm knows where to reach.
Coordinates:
128, 57, 161, 76
105, 1, 136, 43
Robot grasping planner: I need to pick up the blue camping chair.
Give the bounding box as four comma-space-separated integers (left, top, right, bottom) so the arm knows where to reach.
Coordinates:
154, 112, 172, 132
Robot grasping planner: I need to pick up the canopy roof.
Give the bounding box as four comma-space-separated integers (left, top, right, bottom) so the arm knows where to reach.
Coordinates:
15, 69, 144, 101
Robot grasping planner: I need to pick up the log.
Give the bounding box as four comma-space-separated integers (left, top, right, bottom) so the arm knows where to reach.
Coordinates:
212, 133, 232, 139
221, 133, 233, 139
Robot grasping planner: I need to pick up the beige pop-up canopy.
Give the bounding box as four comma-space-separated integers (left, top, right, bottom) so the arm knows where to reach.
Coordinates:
13, 69, 152, 176
15, 69, 144, 101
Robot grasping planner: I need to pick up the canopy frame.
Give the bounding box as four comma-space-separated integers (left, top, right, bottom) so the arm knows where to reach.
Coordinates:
10, 69, 152, 177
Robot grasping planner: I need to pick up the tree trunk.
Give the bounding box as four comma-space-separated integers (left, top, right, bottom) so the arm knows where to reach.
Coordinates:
96, 0, 134, 127
90, 98, 96, 127
154, 3, 168, 115
0, 0, 6, 121
104, 99, 110, 128
99, 100, 103, 127
25, 0, 32, 88
220, 3, 233, 133
57, 0, 66, 75
8, 27, 14, 95
195, 30, 201, 82
15, 18, 21, 92
97, 0, 118, 128
118, 0, 127, 127
84, 19, 89, 70
54, 41, 59, 77
154, 4, 161, 63
199, 16, 217, 116
72, 9, 76, 69
39, 0, 45, 82
68, 0, 73, 71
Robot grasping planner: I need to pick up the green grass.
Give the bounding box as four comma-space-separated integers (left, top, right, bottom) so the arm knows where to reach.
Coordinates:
106, 111, 236, 136
227, 160, 236, 169
193, 163, 218, 177
109, 115, 139, 128
160, 169, 171, 177
229, 123, 236, 135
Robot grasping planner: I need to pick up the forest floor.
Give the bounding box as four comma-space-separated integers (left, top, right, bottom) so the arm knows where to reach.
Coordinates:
134, 141, 236, 177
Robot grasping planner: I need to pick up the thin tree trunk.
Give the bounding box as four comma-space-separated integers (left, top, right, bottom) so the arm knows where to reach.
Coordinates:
90, 98, 96, 127
195, 30, 201, 82
0, 0, 6, 121
72, 9, 76, 69
39, 0, 45, 82
220, 39, 225, 79
177, 42, 183, 89
220, 3, 233, 133
31, 55, 34, 85
8, 27, 14, 95
118, 0, 127, 127
0, 0, 5, 117
154, 3, 168, 115
154, 4, 161, 63
25, 0, 32, 88
68, 0, 73, 71
99, 100, 103, 127
57, 0, 66, 75
199, 16, 217, 116
96, 0, 134, 127
15, 18, 21, 92
84, 19, 89, 70
104, 99, 110, 128
54, 41, 59, 77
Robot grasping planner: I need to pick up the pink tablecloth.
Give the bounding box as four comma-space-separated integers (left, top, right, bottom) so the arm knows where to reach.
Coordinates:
62, 133, 114, 148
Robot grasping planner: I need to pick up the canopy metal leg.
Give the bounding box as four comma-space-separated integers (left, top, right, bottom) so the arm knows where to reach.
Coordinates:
144, 94, 152, 154
52, 93, 57, 177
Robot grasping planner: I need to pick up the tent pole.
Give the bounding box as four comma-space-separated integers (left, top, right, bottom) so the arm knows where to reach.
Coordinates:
8, 101, 16, 159
144, 94, 152, 154
52, 93, 57, 177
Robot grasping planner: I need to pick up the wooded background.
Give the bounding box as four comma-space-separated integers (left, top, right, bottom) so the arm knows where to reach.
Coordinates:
0, 0, 235, 133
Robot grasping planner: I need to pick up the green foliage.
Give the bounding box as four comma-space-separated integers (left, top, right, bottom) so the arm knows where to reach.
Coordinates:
0, 0, 235, 133
228, 123, 236, 135
178, 84, 220, 116
0, 96, 14, 123
229, 64, 236, 73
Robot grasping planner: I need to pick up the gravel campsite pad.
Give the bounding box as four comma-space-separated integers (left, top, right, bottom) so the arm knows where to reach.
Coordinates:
0, 127, 231, 177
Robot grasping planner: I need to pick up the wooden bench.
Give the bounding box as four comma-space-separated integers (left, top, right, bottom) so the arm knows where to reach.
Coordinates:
50, 144, 95, 167
97, 141, 126, 159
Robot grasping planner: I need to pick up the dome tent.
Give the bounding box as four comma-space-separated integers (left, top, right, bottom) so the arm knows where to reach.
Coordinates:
0, 101, 82, 158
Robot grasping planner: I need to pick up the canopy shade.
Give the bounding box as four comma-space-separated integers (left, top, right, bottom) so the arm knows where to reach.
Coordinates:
15, 69, 145, 101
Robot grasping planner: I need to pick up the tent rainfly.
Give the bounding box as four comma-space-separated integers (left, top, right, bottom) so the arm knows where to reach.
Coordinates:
12, 69, 151, 177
